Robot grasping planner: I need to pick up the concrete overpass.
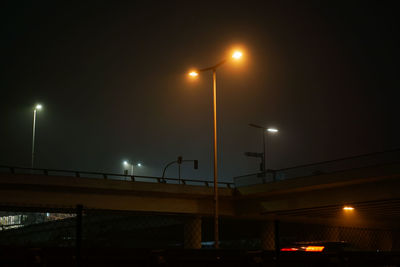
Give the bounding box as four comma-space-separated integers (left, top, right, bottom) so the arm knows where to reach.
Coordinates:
0, 168, 234, 216
1, 162, 400, 250
236, 162, 400, 228
1, 163, 400, 226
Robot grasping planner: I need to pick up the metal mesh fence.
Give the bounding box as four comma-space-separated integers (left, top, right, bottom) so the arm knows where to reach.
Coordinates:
81, 210, 185, 248
1, 209, 399, 266
0, 211, 76, 247
1, 209, 399, 252
278, 221, 398, 251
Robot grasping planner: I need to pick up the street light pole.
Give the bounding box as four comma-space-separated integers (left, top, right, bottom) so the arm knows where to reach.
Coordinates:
249, 124, 278, 173
31, 109, 37, 168
212, 68, 219, 248
189, 50, 243, 249
31, 104, 42, 168
263, 128, 266, 172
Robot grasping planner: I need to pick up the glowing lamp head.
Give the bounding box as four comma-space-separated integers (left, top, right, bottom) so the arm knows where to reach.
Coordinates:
188, 71, 199, 77
137, 163, 142, 167
267, 128, 279, 133
343, 206, 354, 211
123, 161, 129, 166
35, 104, 42, 110
232, 51, 243, 60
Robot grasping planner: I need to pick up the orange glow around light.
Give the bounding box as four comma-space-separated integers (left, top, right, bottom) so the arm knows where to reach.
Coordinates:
343, 206, 354, 211
305, 246, 325, 252
188, 71, 199, 77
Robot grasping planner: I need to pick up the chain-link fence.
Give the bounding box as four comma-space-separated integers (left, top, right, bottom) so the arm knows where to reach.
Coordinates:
0, 211, 76, 247
1, 209, 399, 251
1, 208, 399, 265
277, 221, 399, 252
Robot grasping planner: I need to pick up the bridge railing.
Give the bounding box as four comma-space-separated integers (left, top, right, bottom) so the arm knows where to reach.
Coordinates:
0, 165, 234, 188
234, 149, 400, 187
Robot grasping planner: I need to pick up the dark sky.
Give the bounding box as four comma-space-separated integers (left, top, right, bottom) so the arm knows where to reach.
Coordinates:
1, 1, 398, 181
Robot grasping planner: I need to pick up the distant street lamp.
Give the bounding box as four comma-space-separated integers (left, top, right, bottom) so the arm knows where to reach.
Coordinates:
122, 160, 142, 175
343, 206, 355, 211
123, 160, 131, 175
31, 104, 42, 168
189, 49, 243, 249
248, 123, 278, 173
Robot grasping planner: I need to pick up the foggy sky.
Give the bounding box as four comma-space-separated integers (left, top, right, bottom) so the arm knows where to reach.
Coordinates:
1, 1, 399, 181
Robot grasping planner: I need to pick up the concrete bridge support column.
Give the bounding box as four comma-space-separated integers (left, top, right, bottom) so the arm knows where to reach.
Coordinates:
184, 216, 202, 249
261, 221, 277, 251
377, 230, 393, 251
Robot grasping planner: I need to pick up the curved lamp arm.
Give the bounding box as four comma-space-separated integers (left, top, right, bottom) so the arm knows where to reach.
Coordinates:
161, 159, 199, 180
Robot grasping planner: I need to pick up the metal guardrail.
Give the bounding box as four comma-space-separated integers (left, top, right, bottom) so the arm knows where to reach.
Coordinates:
234, 148, 400, 187
0, 165, 234, 188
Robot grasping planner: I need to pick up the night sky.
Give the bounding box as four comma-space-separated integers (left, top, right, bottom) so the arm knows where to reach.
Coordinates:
1, 1, 398, 182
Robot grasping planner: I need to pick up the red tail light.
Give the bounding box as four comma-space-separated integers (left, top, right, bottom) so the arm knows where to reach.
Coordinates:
280, 248, 299, 251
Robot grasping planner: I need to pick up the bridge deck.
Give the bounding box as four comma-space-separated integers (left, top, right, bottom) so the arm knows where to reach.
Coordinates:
1, 163, 400, 228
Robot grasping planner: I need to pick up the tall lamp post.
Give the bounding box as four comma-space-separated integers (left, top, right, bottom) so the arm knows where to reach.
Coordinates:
31, 104, 42, 168
189, 50, 243, 248
248, 123, 278, 173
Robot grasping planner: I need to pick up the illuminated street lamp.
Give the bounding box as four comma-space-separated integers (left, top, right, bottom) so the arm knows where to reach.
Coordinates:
31, 104, 43, 168
189, 49, 243, 248
122, 160, 142, 175
232, 51, 243, 59
188, 71, 199, 77
248, 123, 279, 173
123, 160, 133, 175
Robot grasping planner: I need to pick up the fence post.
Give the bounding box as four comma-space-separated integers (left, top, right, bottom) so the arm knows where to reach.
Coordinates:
76, 204, 83, 267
